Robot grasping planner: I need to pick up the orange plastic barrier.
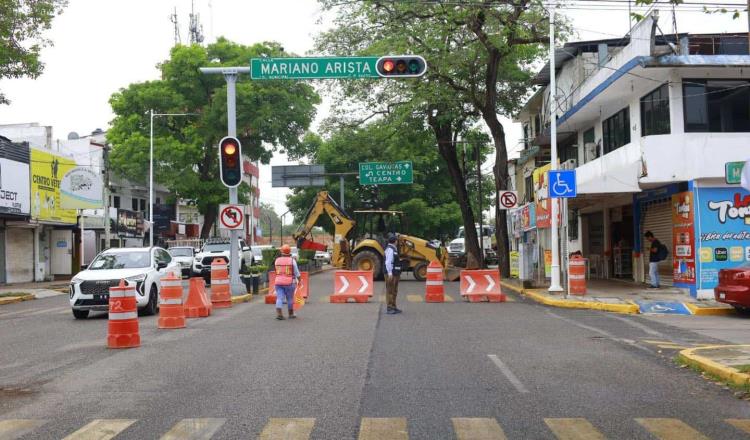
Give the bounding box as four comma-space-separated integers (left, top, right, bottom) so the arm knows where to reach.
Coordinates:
157, 273, 186, 329
460, 269, 507, 303
266, 271, 309, 304
210, 260, 232, 309
185, 277, 211, 318
425, 260, 445, 303
568, 256, 587, 295
330, 270, 373, 303
107, 280, 140, 349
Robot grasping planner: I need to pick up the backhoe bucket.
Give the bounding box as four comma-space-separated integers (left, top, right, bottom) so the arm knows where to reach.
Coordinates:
444, 265, 463, 282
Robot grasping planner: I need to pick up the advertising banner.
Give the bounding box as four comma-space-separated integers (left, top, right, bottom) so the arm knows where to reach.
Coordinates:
117, 209, 144, 238
521, 203, 536, 232
533, 164, 551, 228
696, 187, 750, 290
544, 249, 552, 278
60, 167, 103, 209
0, 158, 30, 215
30, 149, 77, 224
672, 191, 696, 284
510, 251, 519, 278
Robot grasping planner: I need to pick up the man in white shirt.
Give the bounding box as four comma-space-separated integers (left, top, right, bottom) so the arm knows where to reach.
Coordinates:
384, 234, 402, 314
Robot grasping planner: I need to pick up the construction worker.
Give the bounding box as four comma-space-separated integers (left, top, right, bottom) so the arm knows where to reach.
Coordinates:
384, 234, 402, 314
274, 244, 301, 320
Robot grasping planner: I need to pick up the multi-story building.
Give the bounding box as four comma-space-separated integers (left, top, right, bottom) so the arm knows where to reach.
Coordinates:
512, 11, 750, 298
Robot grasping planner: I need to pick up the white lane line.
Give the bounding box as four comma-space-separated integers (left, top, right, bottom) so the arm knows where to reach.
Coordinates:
607, 314, 665, 337
487, 354, 529, 394
545, 311, 653, 354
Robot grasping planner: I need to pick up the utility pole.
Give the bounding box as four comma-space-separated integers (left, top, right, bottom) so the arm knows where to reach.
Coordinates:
103, 144, 111, 250
747, 0, 750, 52
476, 144, 484, 268
549, 0, 563, 292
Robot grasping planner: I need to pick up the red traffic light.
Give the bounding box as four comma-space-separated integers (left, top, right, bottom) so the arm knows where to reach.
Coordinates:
223, 142, 237, 156
218, 136, 242, 188
382, 59, 395, 73
376, 55, 427, 78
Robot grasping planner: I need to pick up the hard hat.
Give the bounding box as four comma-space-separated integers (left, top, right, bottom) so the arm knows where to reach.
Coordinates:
280, 244, 291, 255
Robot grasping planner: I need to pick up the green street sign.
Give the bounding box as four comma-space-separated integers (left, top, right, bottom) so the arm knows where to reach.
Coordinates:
250, 57, 379, 80
359, 161, 413, 185
726, 161, 745, 184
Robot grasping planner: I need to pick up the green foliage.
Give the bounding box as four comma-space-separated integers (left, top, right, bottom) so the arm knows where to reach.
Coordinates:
0, 0, 67, 104
299, 249, 316, 261
261, 248, 279, 267
107, 39, 320, 236
632, 0, 744, 21
249, 264, 267, 274
297, 258, 310, 266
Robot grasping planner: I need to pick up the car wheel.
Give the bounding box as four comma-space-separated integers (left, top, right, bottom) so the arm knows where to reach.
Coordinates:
141, 284, 158, 316
352, 250, 383, 280
413, 261, 428, 281
72, 309, 89, 320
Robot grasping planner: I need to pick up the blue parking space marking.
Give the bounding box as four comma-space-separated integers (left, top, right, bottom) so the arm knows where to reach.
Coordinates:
635, 300, 691, 315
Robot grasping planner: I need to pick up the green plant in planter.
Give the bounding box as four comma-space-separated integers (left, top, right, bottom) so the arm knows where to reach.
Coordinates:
299, 249, 316, 261
249, 265, 268, 275
297, 258, 310, 266
261, 248, 279, 267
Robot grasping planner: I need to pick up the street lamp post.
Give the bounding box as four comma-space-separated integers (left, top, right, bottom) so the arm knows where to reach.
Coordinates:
280, 210, 291, 247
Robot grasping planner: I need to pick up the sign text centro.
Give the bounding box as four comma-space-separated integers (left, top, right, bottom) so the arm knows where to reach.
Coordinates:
359, 161, 413, 185
250, 57, 379, 80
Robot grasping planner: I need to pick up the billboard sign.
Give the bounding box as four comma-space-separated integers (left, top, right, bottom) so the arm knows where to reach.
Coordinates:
30, 149, 76, 224
60, 167, 104, 209
0, 158, 30, 215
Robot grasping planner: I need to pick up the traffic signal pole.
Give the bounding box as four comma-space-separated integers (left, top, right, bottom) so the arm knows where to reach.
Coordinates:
548, 2, 563, 293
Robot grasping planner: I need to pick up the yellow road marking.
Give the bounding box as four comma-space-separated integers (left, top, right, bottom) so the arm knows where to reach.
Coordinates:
0, 419, 46, 439
406, 295, 423, 303
62, 419, 136, 440
452, 418, 506, 440
726, 419, 750, 434
358, 417, 408, 440
656, 344, 688, 350
160, 418, 225, 440
635, 418, 709, 440
258, 418, 315, 440
544, 418, 606, 440
443, 295, 455, 302
319, 295, 330, 303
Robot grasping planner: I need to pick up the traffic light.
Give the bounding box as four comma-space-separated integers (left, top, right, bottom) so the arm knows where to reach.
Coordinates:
376, 55, 427, 78
218, 136, 243, 188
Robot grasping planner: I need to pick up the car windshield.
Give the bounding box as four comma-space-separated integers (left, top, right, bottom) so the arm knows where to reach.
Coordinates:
203, 243, 230, 252
89, 252, 151, 270
457, 228, 490, 238
169, 248, 193, 257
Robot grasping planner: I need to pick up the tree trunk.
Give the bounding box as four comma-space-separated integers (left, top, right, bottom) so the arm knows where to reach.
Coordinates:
485, 115, 511, 278
201, 204, 217, 239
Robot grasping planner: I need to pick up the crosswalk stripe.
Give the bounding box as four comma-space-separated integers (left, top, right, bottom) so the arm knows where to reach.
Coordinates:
358, 417, 408, 440
635, 418, 709, 440
726, 419, 750, 434
544, 418, 606, 440
258, 418, 315, 440
406, 295, 423, 303
160, 418, 226, 440
452, 418, 506, 440
444, 295, 455, 302
0, 419, 47, 439
62, 419, 136, 440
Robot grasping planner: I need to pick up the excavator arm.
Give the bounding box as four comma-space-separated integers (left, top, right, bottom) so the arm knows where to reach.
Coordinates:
292, 191, 356, 269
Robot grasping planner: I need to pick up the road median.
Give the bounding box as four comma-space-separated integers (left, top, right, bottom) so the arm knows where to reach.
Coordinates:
679, 345, 750, 388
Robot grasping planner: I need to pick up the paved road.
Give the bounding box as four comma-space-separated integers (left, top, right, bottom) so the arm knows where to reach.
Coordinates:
1, 270, 750, 439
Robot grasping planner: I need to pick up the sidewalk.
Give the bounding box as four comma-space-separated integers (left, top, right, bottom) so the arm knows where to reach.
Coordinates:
0, 279, 70, 305
680, 345, 750, 388
501, 278, 733, 316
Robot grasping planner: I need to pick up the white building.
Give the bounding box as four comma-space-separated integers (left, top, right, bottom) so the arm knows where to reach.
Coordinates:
512, 12, 750, 298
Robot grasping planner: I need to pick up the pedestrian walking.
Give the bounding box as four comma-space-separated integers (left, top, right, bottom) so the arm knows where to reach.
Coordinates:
274, 244, 301, 320
645, 231, 668, 289
384, 234, 402, 315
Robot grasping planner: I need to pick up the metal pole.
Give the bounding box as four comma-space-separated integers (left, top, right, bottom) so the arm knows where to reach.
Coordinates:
549, 1, 563, 292
103, 144, 110, 250
476, 144, 484, 268
340, 175, 345, 210
224, 72, 244, 295
80, 209, 85, 268
149, 109, 154, 248
747, 0, 750, 53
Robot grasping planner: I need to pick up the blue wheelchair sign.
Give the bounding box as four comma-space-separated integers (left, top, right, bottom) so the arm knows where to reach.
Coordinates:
548, 170, 577, 198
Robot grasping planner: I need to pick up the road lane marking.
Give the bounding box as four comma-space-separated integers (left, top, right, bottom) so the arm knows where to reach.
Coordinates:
544, 418, 606, 440
487, 355, 529, 393
635, 418, 709, 440
160, 418, 225, 440
358, 418, 408, 440
452, 418, 506, 440
0, 419, 46, 439
259, 418, 315, 440
406, 295, 423, 303
607, 315, 664, 337
726, 419, 750, 434
545, 311, 652, 354
0, 306, 68, 318
62, 419, 136, 440
444, 295, 455, 302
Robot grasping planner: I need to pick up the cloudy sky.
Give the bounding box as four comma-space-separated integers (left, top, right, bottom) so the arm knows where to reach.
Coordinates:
0, 0, 746, 215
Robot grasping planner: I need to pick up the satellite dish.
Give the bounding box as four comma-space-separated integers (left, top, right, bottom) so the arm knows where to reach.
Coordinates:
91, 128, 104, 135
67, 132, 79, 140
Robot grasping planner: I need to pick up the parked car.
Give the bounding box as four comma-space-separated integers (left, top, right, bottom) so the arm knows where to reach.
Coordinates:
314, 250, 331, 264
192, 237, 253, 280
69, 247, 180, 319
250, 245, 272, 265
168, 246, 195, 277
714, 265, 750, 311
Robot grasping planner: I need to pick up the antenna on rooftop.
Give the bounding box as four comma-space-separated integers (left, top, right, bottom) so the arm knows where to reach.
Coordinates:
189, 0, 205, 45
170, 6, 181, 46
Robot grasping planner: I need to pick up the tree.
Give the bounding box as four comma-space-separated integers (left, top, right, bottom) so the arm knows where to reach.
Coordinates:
0, 0, 67, 104
107, 39, 320, 238
316, 0, 553, 274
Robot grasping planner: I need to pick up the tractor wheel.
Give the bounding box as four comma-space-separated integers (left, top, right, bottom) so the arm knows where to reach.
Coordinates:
352, 250, 383, 280
413, 261, 428, 281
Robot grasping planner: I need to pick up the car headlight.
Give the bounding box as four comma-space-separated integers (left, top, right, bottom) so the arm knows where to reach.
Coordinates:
71, 275, 84, 284
125, 274, 147, 283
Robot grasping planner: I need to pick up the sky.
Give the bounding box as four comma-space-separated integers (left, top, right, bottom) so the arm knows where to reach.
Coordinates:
0, 0, 747, 217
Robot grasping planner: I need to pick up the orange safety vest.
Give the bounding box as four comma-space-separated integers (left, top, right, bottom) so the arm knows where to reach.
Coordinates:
274, 256, 294, 286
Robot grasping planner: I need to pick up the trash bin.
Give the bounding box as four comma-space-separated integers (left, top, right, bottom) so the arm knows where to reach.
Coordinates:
569, 256, 587, 295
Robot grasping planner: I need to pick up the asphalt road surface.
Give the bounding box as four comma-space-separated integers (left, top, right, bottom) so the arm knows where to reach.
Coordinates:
1, 270, 750, 439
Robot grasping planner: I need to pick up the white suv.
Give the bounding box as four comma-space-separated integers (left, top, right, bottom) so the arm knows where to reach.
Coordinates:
69, 247, 179, 319
192, 238, 253, 280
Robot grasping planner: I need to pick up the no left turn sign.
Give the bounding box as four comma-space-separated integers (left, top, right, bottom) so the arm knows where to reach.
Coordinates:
498, 191, 518, 210
219, 204, 245, 230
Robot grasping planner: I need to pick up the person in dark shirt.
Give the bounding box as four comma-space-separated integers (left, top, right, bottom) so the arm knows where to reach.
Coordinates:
644, 231, 662, 288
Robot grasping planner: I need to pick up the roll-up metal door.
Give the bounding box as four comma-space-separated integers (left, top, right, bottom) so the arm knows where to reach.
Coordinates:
642, 200, 673, 286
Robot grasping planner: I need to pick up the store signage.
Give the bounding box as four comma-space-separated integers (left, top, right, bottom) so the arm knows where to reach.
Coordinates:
672, 191, 696, 284
117, 209, 144, 238
0, 158, 30, 216
30, 149, 76, 224
60, 167, 104, 209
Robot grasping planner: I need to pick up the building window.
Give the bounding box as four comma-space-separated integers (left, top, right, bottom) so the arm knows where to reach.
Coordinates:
534, 114, 541, 137
140, 199, 146, 211
522, 123, 530, 149
583, 127, 598, 162
113, 196, 120, 209
524, 174, 533, 203
602, 107, 630, 154
683, 79, 750, 132
132, 198, 138, 211
641, 84, 671, 136
558, 144, 577, 164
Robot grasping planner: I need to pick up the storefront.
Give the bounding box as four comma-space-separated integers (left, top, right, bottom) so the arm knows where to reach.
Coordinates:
634, 184, 684, 287
0, 139, 33, 283
510, 202, 538, 282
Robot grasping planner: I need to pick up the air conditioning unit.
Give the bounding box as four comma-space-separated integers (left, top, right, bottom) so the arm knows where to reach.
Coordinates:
561, 159, 578, 170
584, 142, 599, 163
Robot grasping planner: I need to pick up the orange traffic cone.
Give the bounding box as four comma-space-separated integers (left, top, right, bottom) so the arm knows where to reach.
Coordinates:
265, 272, 277, 304
210, 259, 232, 309
158, 273, 186, 329
107, 279, 140, 349
198, 277, 213, 315
425, 260, 445, 303
185, 277, 211, 318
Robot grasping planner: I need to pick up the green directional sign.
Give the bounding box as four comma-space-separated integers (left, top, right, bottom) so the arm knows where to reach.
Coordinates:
726, 161, 745, 184
250, 57, 379, 80
359, 161, 413, 185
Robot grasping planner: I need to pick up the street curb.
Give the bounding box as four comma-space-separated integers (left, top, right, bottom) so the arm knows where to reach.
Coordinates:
500, 280, 639, 315
231, 293, 253, 304
684, 302, 735, 316
679, 345, 750, 387
0, 295, 35, 306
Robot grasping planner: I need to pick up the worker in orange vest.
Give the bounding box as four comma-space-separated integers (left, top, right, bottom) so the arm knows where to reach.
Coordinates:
274, 244, 301, 320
